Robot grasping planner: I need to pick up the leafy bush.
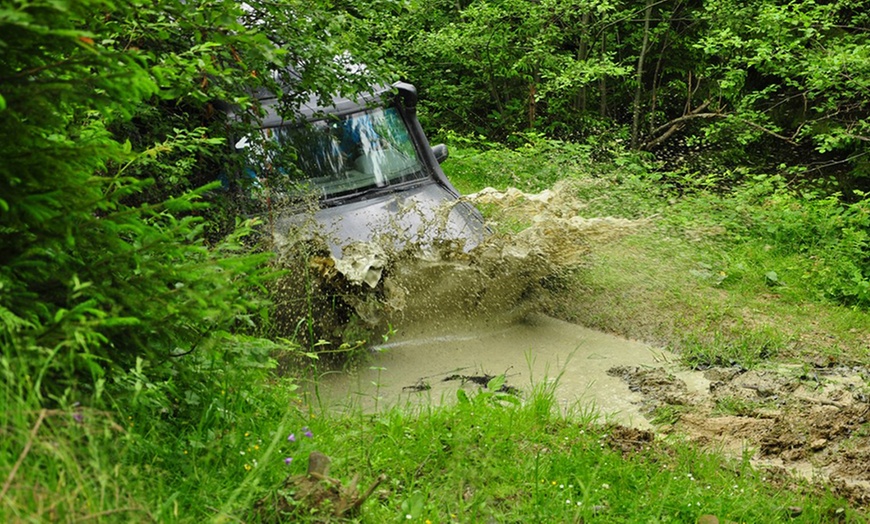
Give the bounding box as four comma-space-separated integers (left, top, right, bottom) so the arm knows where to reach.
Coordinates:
674, 176, 870, 307
443, 131, 650, 194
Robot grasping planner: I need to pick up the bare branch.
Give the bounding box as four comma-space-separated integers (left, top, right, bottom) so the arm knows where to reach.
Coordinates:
843, 132, 870, 143
642, 112, 721, 150
642, 100, 808, 150
649, 101, 712, 137
1, 410, 46, 499
731, 117, 798, 144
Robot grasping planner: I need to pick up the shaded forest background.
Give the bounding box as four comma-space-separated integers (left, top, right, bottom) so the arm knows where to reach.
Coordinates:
362, 0, 870, 192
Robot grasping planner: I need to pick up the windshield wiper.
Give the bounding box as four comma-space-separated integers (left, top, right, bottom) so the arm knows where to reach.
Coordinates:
322, 178, 427, 206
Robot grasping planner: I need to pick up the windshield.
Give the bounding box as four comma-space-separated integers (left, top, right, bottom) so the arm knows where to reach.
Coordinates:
235, 107, 428, 200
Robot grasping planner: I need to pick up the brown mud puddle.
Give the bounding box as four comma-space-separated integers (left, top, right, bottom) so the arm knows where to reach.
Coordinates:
280, 183, 870, 508
311, 312, 676, 429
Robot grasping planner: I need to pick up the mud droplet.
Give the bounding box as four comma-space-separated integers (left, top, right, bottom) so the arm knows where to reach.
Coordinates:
810, 438, 827, 451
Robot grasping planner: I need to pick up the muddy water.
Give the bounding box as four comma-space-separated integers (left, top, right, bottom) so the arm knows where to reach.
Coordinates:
309, 312, 689, 429
288, 182, 671, 425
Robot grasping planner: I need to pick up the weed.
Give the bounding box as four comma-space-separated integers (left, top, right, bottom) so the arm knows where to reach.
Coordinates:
681, 328, 785, 370
713, 396, 762, 417
651, 404, 688, 426
442, 141, 870, 364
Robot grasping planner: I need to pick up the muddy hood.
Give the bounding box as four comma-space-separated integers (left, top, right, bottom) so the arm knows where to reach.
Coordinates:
271, 181, 486, 258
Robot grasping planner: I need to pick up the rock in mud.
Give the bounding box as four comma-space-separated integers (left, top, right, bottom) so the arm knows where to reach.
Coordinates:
606, 366, 690, 413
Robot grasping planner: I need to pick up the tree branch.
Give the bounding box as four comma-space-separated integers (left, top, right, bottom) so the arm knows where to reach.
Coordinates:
642, 101, 805, 150
732, 117, 798, 144
642, 113, 721, 150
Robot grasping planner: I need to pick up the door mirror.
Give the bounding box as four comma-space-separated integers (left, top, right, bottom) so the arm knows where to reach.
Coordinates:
432, 143, 449, 164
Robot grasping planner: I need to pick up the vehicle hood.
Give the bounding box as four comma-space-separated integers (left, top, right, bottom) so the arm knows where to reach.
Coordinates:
271, 181, 486, 259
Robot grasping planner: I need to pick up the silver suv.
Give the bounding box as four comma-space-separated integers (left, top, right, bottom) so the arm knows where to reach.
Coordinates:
231, 82, 486, 257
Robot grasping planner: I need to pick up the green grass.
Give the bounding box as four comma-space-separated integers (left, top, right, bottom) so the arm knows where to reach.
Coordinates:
4, 377, 860, 523
442, 137, 870, 369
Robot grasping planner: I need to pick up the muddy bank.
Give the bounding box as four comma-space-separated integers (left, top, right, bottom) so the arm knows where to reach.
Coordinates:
607, 362, 870, 506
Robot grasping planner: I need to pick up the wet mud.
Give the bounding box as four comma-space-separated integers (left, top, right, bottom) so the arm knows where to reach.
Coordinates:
310, 312, 676, 429
609, 363, 870, 507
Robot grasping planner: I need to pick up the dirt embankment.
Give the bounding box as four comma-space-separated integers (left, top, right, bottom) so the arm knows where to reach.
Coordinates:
608, 362, 870, 507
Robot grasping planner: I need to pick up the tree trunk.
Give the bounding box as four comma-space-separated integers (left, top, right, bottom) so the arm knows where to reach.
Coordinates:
649, 29, 671, 135
631, 0, 653, 150
576, 12, 591, 113
599, 34, 607, 117
528, 81, 537, 129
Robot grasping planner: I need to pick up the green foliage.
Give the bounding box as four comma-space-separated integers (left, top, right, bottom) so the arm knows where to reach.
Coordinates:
1, 331, 304, 521
279, 386, 854, 523
361, 0, 637, 139
698, 0, 870, 156
660, 175, 870, 308
443, 130, 648, 194
0, 0, 397, 401
359, 0, 870, 184
0, 1, 397, 518
680, 329, 783, 370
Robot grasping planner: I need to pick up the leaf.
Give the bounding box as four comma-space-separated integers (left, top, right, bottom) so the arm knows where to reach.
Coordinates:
495, 393, 521, 406
456, 388, 470, 404
764, 271, 781, 286
486, 374, 505, 392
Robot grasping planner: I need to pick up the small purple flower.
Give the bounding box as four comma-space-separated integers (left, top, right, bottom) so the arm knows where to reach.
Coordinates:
287, 433, 296, 442
72, 412, 84, 423
303, 427, 313, 438
284, 457, 293, 465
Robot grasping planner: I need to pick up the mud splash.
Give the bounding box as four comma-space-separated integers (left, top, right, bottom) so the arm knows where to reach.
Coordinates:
350, 182, 636, 327
269, 181, 639, 344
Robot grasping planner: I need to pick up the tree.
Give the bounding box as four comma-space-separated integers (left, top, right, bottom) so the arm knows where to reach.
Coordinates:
363, 0, 870, 185
0, 0, 386, 401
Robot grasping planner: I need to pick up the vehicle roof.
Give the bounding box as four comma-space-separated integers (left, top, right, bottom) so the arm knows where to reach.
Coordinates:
261, 87, 388, 126
230, 82, 412, 128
